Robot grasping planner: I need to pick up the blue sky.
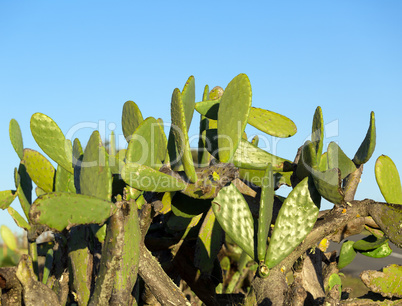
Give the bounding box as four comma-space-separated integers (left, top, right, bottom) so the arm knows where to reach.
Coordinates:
1, 1, 402, 234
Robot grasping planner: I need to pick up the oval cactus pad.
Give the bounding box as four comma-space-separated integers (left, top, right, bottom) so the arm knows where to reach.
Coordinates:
122, 101, 144, 142
9, 119, 24, 160
217, 74, 252, 163
248, 108, 296, 138
170, 87, 197, 182
212, 182, 254, 259
29, 192, 117, 232
30, 113, 73, 174
375, 155, 402, 204
265, 176, 320, 268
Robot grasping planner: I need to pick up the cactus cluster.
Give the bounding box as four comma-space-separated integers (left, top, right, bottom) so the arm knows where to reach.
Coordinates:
0, 73, 401, 305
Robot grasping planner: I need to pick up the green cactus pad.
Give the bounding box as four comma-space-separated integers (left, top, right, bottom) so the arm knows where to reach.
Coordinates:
29, 192, 117, 231
22, 149, 55, 193
72, 138, 83, 193
55, 164, 76, 193
353, 111, 376, 165
194, 207, 224, 274
311, 168, 344, 204
171, 192, 211, 218
121, 162, 187, 192
248, 107, 297, 138
217, 73, 252, 163
7, 207, 31, 230
126, 117, 162, 169
72, 138, 83, 166
9, 119, 24, 160
360, 264, 402, 298
195, 100, 220, 120
181, 75, 196, 129
257, 164, 274, 262
80, 131, 112, 201
212, 182, 254, 259
30, 113, 73, 174
15, 164, 32, 219
156, 118, 168, 164
375, 155, 402, 204
0, 190, 17, 209
353, 235, 388, 251
122, 101, 144, 142
296, 141, 318, 180
169, 87, 197, 182
359, 241, 392, 258
311, 106, 324, 161
327, 142, 356, 179
337, 240, 356, 269
233, 138, 292, 171
1, 225, 17, 251
265, 176, 320, 269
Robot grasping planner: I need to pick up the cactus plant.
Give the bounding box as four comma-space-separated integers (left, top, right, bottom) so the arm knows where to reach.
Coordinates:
0, 73, 400, 305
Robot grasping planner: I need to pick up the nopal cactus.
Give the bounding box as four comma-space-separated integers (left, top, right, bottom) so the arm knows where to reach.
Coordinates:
0, 74, 401, 305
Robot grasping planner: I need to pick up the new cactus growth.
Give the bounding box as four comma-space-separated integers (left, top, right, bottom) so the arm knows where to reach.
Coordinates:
0, 73, 400, 305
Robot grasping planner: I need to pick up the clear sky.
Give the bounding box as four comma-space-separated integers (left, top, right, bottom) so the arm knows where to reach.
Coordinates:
1, 1, 402, 235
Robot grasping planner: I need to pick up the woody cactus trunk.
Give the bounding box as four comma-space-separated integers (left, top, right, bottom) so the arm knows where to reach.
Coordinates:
1, 74, 401, 305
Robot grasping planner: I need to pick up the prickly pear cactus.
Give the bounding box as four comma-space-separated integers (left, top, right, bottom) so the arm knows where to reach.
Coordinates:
2, 73, 399, 305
